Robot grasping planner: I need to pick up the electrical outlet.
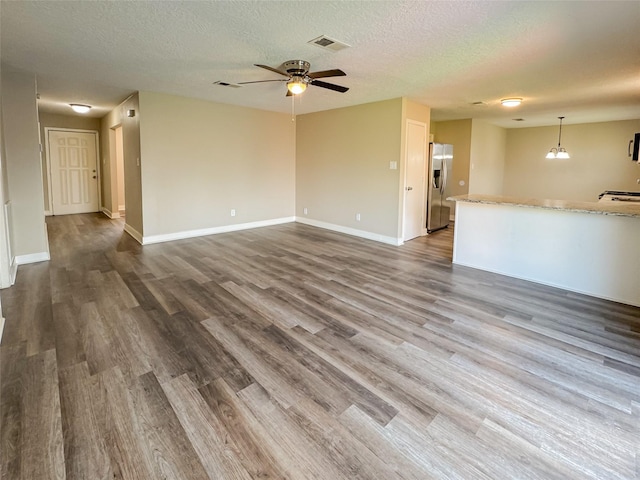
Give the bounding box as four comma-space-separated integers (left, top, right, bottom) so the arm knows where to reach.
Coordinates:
303, 207, 308, 215
356, 213, 361, 221
230, 209, 236, 217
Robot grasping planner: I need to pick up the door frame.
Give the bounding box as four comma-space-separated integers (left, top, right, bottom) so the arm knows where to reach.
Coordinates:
109, 124, 126, 219
45, 128, 101, 216
401, 119, 428, 241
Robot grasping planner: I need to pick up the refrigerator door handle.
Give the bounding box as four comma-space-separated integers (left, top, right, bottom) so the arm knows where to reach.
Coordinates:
441, 157, 447, 194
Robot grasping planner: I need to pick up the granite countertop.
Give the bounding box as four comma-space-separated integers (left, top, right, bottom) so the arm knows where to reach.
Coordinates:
448, 194, 640, 218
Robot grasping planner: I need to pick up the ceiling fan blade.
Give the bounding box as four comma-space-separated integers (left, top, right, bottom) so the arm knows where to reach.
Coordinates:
237, 79, 288, 85
310, 80, 349, 93
307, 69, 346, 79
286, 90, 292, 97
254, 64, 290, 77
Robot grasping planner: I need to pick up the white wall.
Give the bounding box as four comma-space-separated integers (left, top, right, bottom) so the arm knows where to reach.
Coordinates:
453, 201, 640, 307
137, 91, 295, 241
1, 69, 49, 265
469, 120, 506, 195
503, 119, 640, 201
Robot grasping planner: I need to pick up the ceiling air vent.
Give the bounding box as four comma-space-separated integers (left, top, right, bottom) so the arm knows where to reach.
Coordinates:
213, 81, 242, 88
307, 35, 350, 52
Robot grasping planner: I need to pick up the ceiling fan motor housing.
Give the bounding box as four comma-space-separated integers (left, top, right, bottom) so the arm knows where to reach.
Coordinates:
283, 60, 310, 76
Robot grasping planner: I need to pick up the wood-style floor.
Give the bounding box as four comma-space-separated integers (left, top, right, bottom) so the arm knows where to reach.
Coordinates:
1, 213, 639, 480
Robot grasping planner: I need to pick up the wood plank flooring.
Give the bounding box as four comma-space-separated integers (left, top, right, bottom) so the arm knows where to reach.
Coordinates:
1, 213, 639, 479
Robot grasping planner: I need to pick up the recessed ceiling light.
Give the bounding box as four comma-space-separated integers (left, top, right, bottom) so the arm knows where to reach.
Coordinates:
501, 98, 522, 107
70, 104, 91, 113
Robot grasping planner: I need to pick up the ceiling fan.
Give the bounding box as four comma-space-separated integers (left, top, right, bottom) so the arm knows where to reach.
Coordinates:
238, 60, 348, 96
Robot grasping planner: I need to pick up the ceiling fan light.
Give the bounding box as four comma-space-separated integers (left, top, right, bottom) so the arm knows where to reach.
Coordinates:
501, 98, 522, 107
556, 148, 570, 159
287, 78, 307, 95
546, 149, 557, 159
70, 104, 91, 113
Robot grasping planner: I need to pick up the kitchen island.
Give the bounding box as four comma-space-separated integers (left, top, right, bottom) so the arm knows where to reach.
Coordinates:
448, 194, 640, 307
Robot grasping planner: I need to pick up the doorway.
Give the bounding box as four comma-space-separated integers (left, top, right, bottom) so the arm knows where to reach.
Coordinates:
46, 129, 100, 215
114, 125, 126, 217
402, 120, 427, 241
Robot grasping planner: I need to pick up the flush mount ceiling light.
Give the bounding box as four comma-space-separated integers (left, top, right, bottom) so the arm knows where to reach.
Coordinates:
500, 98, 522, 107
286, 76, 307, 95
70, 104, 91, 114
546, 116, 570, 159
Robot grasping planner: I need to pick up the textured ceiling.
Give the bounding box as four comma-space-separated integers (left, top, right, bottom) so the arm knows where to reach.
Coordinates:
1, 1, 639, 127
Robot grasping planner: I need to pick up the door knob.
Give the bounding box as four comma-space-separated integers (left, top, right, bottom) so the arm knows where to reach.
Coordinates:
406, 186, 413, 191
93, 176, 97, 179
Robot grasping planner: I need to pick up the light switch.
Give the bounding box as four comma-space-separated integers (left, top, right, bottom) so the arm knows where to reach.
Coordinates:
390, 161, 398, 170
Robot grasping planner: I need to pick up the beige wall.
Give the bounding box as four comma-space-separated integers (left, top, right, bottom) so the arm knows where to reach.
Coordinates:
431, 119, 471, 200
404, 100, 431, 127
39, 112, 101, 213
0, 90, 13, 287
100, 93, 143, 237
1, 69, 48, 259
469, 120, 506, 195
296, 98, 403, 239
137, 91, 295, 238
503, 119, 640, 201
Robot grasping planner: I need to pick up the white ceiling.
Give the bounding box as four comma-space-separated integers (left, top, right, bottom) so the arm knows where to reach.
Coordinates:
2, 1, 639, 128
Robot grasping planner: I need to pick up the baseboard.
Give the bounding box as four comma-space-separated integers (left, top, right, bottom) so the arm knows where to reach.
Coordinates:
0, 317, 4, 344
142, 217, 296, 245
295, 217, 403, 246
124, 223, 143, 244
15, 251, 50, 265
45, 210, 53, 216
101, 207, 120, 219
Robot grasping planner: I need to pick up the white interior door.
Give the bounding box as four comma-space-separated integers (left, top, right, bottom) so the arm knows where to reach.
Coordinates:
48, 130, 99, 215
403, 121, 427, 241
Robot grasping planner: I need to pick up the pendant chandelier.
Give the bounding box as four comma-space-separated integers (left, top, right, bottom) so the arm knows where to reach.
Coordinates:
546, 116, 570, 159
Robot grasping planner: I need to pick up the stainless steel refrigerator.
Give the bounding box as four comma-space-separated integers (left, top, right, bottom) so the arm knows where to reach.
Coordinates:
427, 143, 454, 233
